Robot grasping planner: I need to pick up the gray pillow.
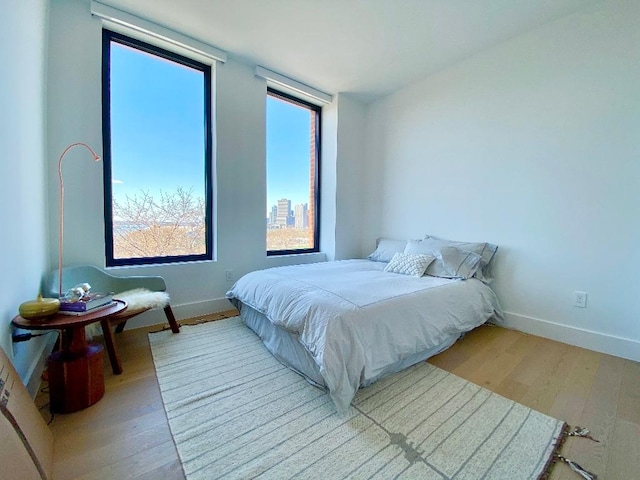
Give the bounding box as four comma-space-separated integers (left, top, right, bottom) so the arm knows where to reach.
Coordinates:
423, 235, 498, 282
404, 240, 482, 279
367, 238, 408, 263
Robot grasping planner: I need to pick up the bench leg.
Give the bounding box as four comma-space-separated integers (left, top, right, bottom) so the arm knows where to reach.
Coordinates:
164, 304, 180, 333
100, 319, 123, 375
114, 321, 127, 334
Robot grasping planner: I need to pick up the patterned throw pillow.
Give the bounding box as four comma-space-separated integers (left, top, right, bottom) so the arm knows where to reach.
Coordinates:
384, 252, 435, 277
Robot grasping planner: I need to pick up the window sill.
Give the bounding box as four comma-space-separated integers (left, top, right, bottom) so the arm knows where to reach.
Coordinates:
265, 251, 326, 267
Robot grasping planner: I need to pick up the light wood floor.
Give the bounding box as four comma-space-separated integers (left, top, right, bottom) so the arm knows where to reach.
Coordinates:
37, 313, 639, 480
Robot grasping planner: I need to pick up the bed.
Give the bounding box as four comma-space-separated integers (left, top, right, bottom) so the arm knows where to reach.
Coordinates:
226, 236, 503, 413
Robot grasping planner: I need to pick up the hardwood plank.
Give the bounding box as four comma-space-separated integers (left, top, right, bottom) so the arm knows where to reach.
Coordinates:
605, 417, 640, 480
518, 343, 578, 413
49, 375, 166, 437
135, 459, 185, 480
491, 378, 530, 404
53, 408, 169, 457
617, 358, 640, 424
53, 419, 174, 479
73, 440, 183, 480
568, 355, 624, 479
548, 347, 600, 426
436, 326, 523, 380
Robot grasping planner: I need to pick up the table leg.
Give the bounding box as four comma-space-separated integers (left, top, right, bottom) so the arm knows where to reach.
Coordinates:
47, 327, 105, 413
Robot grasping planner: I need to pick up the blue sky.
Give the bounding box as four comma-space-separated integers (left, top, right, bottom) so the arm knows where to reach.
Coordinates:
110, 42, 312, 217
110, 43, 205, 204
266, 96, 312, 212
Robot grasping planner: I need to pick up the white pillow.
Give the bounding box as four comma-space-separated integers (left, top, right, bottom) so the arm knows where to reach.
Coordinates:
367, 238, 408, 262
423, 235, 498, 282
384, 252, 435, 277
404, 240, 482, 279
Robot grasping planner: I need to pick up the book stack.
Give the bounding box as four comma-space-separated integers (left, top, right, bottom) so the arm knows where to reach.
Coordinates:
59, 293, 114, 316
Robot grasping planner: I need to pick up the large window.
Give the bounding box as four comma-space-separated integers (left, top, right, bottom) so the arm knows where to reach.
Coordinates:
102, 30, 213, 266
266, 89, 320, 255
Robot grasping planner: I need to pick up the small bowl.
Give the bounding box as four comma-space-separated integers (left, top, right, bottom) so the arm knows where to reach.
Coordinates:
19, 295, 60, 319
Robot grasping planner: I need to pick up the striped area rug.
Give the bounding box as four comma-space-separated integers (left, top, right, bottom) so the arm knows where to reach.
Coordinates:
149, 317, 566, 480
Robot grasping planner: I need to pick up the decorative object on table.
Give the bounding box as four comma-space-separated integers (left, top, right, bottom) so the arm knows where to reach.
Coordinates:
56, 142, 101, 300
61, 281, 91, 303
149, 316, 598, 480
18, 294, 60, 319
58, 300, 114, 316
58, 283, 113, 315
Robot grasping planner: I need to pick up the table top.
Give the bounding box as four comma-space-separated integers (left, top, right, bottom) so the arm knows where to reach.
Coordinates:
12, 300, 128, 331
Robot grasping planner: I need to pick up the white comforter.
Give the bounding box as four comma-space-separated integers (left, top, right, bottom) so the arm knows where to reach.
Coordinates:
226, 259, 502, 412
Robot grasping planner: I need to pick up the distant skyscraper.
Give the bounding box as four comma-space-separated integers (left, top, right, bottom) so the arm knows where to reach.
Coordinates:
269, 204, 277, 225
276, 198, 292, 227
294, 203, 308, 229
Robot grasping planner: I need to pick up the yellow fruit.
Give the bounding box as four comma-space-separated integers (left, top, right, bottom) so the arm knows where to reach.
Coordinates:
19, 294, 60, 319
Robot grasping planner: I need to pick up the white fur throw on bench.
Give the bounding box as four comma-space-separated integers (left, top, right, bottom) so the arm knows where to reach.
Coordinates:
86, 288, 170, 338
114, 288, 170, 315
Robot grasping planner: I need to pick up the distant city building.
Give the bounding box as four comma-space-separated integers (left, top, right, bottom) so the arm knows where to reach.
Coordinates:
268, 198, 310, 229
269, 204, 277, 225
276, 198, 293, 227
294, 203, 308, 229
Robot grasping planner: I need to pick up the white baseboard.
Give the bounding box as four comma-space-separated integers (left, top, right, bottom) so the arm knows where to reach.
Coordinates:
124, 296, 234, 330
501, 311, 640, 363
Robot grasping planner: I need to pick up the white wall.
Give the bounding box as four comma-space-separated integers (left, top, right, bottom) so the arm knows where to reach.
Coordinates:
334, 94, 367, 260
320, 93, 367, 261
363, 0, 640, 361
46, 0, 366, 328
0, 0, 55, 387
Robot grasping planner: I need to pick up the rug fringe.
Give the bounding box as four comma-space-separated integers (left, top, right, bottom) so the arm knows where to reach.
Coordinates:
557, 454, 598, 479
538, 422, 569, 480
539, 423, 599, 480
566, 425, 600, 443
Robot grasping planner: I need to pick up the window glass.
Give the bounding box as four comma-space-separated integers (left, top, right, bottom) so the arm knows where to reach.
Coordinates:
102, 30, 212, 266
266, 89, 320, 254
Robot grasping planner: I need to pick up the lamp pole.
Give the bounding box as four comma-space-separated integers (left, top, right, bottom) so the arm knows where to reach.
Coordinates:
58, 143, 101, 299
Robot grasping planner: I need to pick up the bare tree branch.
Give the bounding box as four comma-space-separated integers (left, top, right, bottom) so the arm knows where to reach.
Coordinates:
112, 188, 206, 259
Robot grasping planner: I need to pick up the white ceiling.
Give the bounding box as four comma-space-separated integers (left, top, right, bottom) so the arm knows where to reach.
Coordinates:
99, 0, 600, 103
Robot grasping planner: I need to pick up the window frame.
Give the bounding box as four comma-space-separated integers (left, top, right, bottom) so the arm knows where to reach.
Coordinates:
266, 88, 321, 256
101, 29, 213, 267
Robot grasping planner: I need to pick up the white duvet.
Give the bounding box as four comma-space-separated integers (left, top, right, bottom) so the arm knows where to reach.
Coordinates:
226, 259, 502, 412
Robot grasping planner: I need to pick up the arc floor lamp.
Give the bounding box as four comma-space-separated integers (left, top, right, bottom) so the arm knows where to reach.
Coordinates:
57, 143, 101, 299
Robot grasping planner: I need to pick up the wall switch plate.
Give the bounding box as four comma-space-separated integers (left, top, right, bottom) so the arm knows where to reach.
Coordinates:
225, 270, 234, 282
574, 291, 587, 308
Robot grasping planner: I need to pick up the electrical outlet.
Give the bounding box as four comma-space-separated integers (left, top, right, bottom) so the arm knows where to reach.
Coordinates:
574, 291, 587, 308
225, 270, 234, 282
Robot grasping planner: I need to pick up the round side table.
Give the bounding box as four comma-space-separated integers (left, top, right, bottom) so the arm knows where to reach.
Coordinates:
12, 300, 127, 413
